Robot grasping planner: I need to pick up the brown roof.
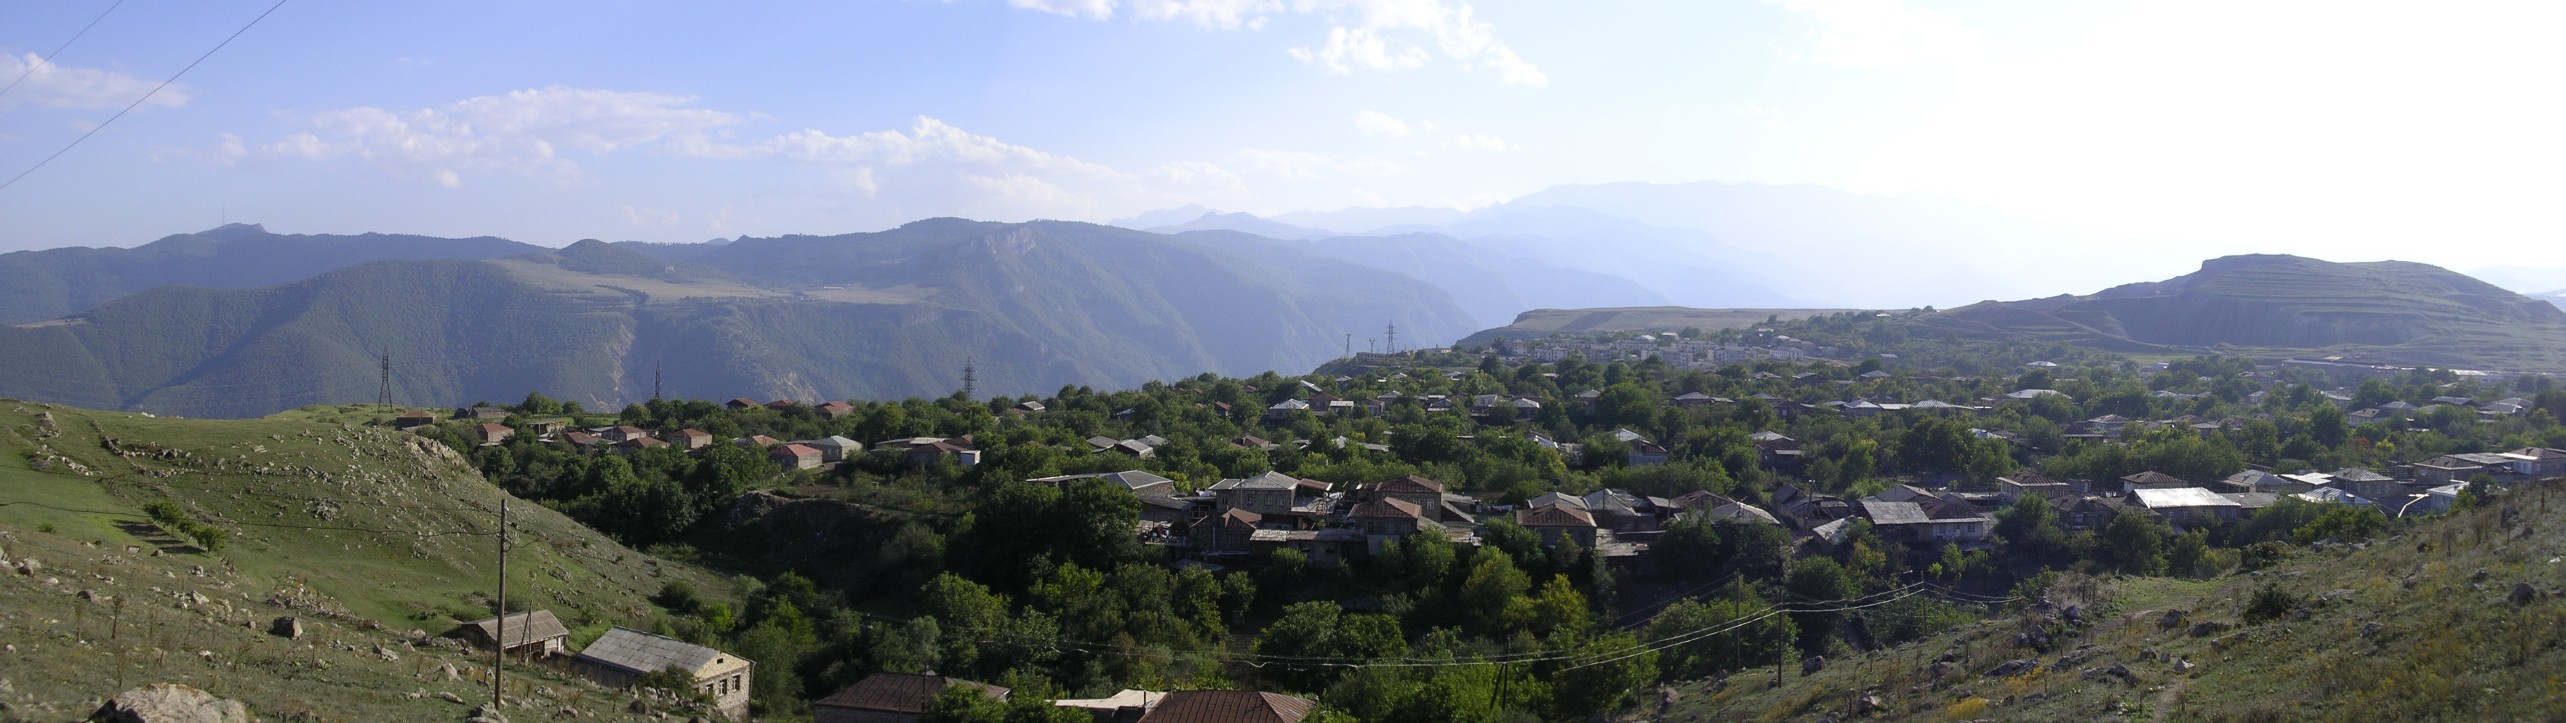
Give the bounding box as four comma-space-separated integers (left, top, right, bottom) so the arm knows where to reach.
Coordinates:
1351, 498, 1423, 520
1378, 475, 1446, 494
1220, 509, 1264, 528
673, 428, 711, 440
772, 443, 820, 459
2120, 471, 2190, 488
814, 672, 1008, 714
1136, 691, 1316, 723
1516, 505, 1597, 528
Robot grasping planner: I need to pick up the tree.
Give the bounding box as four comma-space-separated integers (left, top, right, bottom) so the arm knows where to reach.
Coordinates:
1459, 550, 1532, 633
1783, 557, 1855, 654
1993, 493, 2064, 559
2100, 508, 2172, 576
1593, 383, 1657, 429
1647, 591, 1795, 680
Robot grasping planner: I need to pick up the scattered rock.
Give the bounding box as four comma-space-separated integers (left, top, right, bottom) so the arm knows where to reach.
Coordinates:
2472, 568, 2491, 583
16, 558, 39, 576
372, 644, 399, 662
628, 699, 651, 716
2315, 589, 2354, 607
2361, 621, 2382, 638
2105, 663, 2134, 682
2213, 633, 2248, 651
268, 617, 300, 640
2158, 610, 2187, 629
2189, 620, 2229, 638
2173, 658, 2196, 674
469, 703, 507, 722
2063, 605, 2081, 624
1929, 661, 1953, 678
1802, 656, 1826, 675
436, 662, 461, 681
1855, 693, 1884, 714
78, 589, 103, 603
1987, 659, 2040, 678
436, 691, 465, 704
92, 683, 251, 723
2514, 582, 2544, 605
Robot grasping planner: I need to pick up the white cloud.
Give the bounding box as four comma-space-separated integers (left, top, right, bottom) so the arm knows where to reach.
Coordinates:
260, 87, 745, 186
1767, 0, 1980, 67
0, 53, 188, 112
1002, 0, 1544, 86
1442, 133, 1507, 151
1353, 109, 1413, 137
621, 204, 681, 227
1011, 0, 1116, 20
1238, 147, 1404, 179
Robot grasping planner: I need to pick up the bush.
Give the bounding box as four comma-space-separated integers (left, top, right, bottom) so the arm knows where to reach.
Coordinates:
2243, 584, 2299, 625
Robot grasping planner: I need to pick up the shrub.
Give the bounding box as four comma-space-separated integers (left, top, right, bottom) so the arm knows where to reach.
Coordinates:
2243, 584, 2299, 624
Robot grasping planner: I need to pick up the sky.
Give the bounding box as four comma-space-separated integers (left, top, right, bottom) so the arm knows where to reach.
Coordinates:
2, 0, 2563, 283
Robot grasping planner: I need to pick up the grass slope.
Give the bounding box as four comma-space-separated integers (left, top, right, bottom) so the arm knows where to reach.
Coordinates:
0, 401, 734, 720
1914, 254, 2566, 372
1648, 485, 2566, 721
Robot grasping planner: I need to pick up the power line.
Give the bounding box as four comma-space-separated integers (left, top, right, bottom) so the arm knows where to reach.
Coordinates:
0, 0, 131, 102
0, 0, 292, 194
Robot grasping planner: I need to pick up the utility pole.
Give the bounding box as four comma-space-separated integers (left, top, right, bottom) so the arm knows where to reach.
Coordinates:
1384, 323, 1398, 353
492, 497, 508, 708
652, 361, 663, 401
961, 357, 977, 399
377, 353, 394, 410
1344, 333, 1352, 359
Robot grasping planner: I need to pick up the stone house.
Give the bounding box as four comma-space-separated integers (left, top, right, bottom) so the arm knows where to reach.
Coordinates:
573, 627, 753, 719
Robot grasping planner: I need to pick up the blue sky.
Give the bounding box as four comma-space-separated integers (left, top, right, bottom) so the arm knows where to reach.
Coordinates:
3, 0, 2562, 280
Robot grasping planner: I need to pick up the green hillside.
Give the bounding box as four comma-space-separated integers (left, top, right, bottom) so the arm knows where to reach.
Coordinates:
0, 220, 1476, 417
0, 401, 736, 720
1458, 306, 1851, 345
0, 224, 541, 325
1911, 254, 2566, 371
1647, 482, 2566, 721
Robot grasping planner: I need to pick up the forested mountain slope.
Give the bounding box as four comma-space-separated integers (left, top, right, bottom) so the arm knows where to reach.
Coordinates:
0, 220, 1474, 417
0, 224, 543, 324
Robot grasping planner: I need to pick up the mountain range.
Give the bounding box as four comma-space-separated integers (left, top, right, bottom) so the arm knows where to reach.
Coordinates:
0, 221, 1475, 417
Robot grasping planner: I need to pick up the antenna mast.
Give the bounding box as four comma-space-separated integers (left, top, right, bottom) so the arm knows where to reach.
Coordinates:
377, 353, 393, 410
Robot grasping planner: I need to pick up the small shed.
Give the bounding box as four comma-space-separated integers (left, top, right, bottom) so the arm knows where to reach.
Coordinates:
456, 610, 570, 658
574, 627, 753, 719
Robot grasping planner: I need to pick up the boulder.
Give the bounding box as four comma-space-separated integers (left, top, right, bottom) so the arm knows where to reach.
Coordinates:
2360, 621, 2383, 638
92, 683, 250, 723
2188, 620, 2229, 638
436, 691, 465, 704
1802, 656, 1826, 676
2157, 609, 2187, 629
2513, 582, 2544, 605
268, 617, 300, 640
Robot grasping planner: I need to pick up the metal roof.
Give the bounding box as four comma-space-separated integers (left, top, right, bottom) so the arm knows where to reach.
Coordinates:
574, 627, 734, 676
1858, 499, 1931, 526
815, 673, 1007, 713
1136, 691, 1316, 723
2131, 487, 2242, 509
462, 610, 569, 648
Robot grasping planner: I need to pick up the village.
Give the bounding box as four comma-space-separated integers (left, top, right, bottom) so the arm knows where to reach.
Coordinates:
387, 342, 2566, 721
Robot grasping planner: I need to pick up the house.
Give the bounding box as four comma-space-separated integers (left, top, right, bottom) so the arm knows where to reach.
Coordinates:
2226, 470, 2310, 494
1856, 498, 1990, 547
1209, 471, 1301, 517
473, 423, 513, 446
801, 436, 864, 463
1515, 505, 1600, 549
455, 610, 570, 658
1194, 509, 1265, 555
456, 405, 509, 421
1997, 473, 2071, 502
2414, 453, 2513, 484
2332, 468, 2403, 499
1771, 484, 1853, 530
736, 435, 781, 450
1698, 501, 1781, 526
1751, 432, 1803, 471
771, 443, 823, 471
875, 437, 980, 468
814, 401, 857, 420
1612, 429, 1669, 467
765, 399, 800, 411
1134, 690, 1315, 723
605, 426, 650, 443
573, 627, 753, 719
2293, 487, 2375, 507
2048, 495, 2124, 532
1365, 476, 1450, 521
2119, 471, 2193, 495
393, 411, 437, 430
1011, 400, 1047, 414
1349, 498, 1439, 553
1581, 489, 1667, 531
724, 397, 762, 411
670, 428, 714, 451
813, 672, 1008, 723
2500, 448, 2566, 478
563, 431, 603, 448
1111, 439, 1157, 459
1264, 399, 1310, 422
615, 436, 669, 455
1667, 489, 1739, 512
1055, 689, 1166, 721
2130, 487, 2244, 531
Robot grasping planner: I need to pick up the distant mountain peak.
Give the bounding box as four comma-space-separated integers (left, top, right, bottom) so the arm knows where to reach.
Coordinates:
196, 223, 269, 240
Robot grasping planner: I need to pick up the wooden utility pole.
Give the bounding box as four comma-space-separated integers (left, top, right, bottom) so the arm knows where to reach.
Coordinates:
492, 497, 508, 708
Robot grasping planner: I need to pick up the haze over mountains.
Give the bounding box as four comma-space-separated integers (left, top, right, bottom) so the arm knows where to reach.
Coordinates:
0, 220, 1475, 417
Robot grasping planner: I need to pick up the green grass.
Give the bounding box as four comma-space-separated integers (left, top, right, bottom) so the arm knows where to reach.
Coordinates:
1650, 483, 2566, 721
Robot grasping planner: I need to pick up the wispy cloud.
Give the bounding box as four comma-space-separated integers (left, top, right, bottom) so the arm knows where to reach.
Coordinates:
1353, 109, 1414, 137
1004, 0, 1545, 86
1766, 0, 1979, 67
0, 53, 189, 112
260, 87, 745, 186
